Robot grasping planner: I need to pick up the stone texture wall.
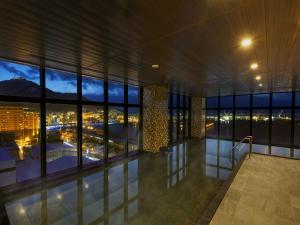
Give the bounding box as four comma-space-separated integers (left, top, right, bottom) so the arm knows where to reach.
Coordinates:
191, 97, 205, 138
143, 85, 168, 152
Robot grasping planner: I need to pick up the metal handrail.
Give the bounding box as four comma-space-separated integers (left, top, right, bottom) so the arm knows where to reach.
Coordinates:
231, 135, 253, 159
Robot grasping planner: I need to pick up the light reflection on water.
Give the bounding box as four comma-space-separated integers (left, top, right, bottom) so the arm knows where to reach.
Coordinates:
3, 139, 244, 225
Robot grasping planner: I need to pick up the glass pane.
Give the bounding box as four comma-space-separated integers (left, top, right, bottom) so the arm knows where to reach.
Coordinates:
185, 110, 189, 138
128, 108, 140, 152
235, 95, 250, 108
173, 94, 178, 107
234, 109, 250, 140
108, 106, 125, 157
128, 85, 140, 104
271, 146, 290, 157
271, 109, 291, 146
205, 110, 218, 138
82, 76, 104, 102
46, 104, 77, 174
272, 92, 292, 107
172, 109, 177, 141
179, 110, 184, 139
253, 94, 270, 107
108, 82, 124, 103
220, 109, 233, 139
179, 95, 184, 107
220, 96, 233, 108
83, 172, 104, 224
252, 109, 269, 143
294, 109, 300, 147
296, 92, 300, 106
206, 97, 218, 108
82, 105, 104, 164
185, 96, 190, 108
47, 181, 77, 224
46, 69, 77, 100
0, 61, 40, 97
108, 164, 124, 210
0, 102, 40, 186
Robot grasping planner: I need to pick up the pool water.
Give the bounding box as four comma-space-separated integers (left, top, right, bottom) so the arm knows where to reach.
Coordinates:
1, 139, 245, 225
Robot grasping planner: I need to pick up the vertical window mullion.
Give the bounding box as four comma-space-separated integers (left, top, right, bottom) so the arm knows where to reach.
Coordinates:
77, 73, 82, 168
40, 65, 46, 177
124, 84, 128, 155
104, 81, 109, 160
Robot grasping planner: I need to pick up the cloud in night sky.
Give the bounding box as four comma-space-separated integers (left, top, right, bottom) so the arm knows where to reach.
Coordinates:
0, 61, 39, 81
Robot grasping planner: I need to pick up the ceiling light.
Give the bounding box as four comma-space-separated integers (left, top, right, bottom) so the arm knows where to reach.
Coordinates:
258, 83, 263, 87
152, 64, 159, 69
241, 38, 252, 48
255, 75, 261, 81
250, 63, 258, 70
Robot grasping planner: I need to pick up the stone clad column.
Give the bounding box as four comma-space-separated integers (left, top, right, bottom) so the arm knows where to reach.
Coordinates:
143, 85, 168, 152
191, 97, 205, 138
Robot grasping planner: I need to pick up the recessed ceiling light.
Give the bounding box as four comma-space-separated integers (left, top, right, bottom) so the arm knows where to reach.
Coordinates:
241, 38, 252, 48
152, 64, 159, 69
255, 75, 261, 81
250, 63, 258, 70
258, 83, 263, 87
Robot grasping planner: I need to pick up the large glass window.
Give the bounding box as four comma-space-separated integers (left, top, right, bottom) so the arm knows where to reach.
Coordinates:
0, 59, 142, 187
82, 105, 104, 164
206, 91, 299, 157
0, 61, 40, 98
46, 104, 77, 174
82, 76, 104, 102
46, 69, 77, 100
0, 102, 40, 186
108, 106, 125, 157
252, 109, 269, 144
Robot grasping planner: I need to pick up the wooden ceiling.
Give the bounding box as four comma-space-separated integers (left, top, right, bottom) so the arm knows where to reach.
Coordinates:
1, 0, 300, 96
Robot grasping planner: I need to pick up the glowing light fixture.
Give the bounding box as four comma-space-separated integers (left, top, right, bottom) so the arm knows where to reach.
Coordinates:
152, 64, 159, 69
250, 63, 258, 70
255, 75, 261, 81
258, 83, 263, 87
241, 38, 252, 48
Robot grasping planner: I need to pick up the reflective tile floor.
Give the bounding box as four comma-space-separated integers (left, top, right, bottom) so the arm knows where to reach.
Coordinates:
210, 154, 300, 225
0, 139, 243, 225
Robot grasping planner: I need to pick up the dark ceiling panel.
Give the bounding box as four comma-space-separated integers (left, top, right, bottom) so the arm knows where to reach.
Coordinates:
0, 0, 300, 96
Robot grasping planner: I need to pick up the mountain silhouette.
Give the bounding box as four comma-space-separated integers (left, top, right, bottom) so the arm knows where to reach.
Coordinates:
0, 78, 87, 100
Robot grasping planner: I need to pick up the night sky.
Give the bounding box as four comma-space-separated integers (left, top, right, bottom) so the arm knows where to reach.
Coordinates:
0, 60, 139, 102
